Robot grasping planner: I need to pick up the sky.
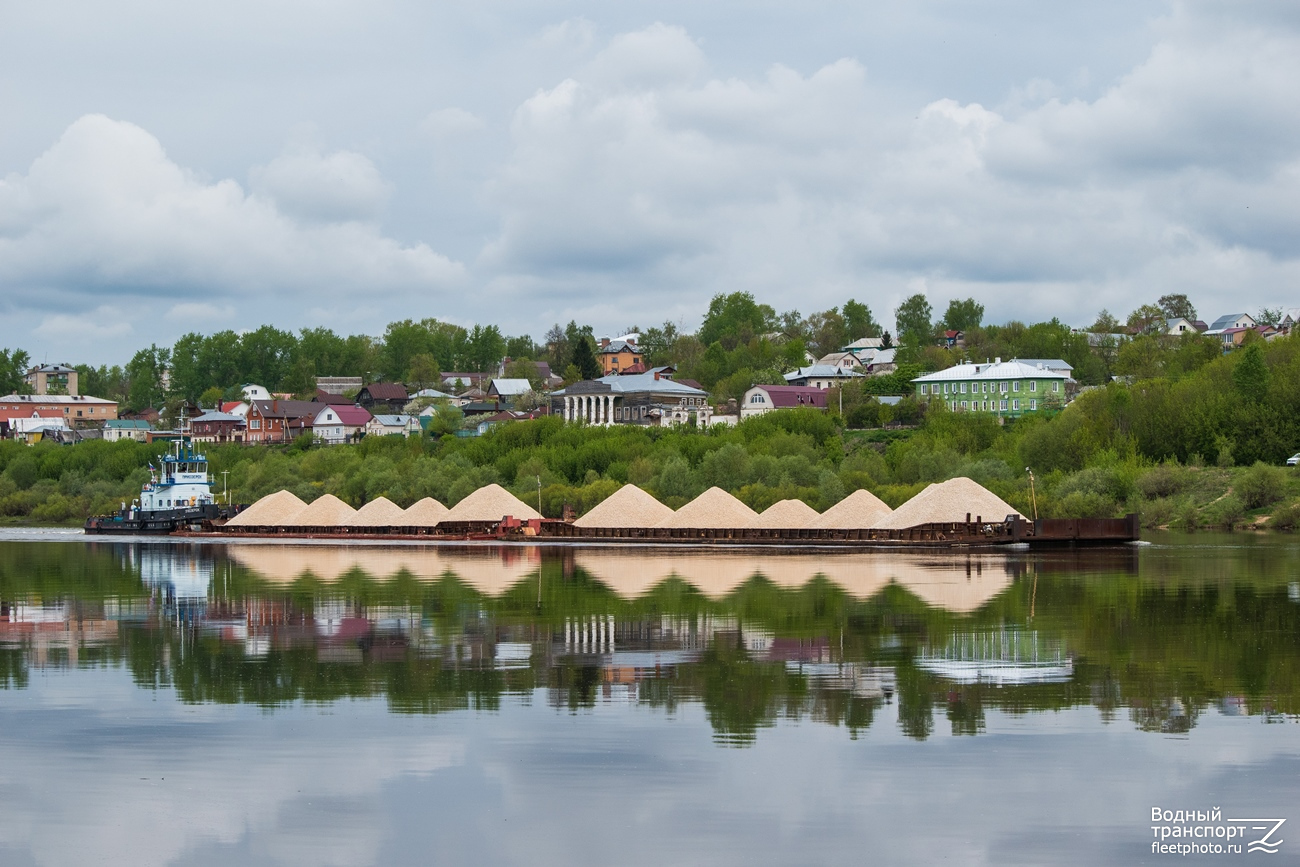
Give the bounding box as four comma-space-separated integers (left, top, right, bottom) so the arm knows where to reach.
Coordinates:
1, 0, 1298, 365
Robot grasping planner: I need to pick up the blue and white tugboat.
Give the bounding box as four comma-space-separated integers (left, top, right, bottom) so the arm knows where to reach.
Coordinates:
85, 439, 235, 534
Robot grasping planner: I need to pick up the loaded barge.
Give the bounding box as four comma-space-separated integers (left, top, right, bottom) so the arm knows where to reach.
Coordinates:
198, 512, 1140, 549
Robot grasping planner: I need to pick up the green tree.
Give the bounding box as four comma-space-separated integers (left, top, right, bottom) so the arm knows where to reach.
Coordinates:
698, 292, 777, 350
1090, 310, 1121, 333
467, 324, 507, 372
894, 294, 933, 347
941, 298, 984, 333
1232, 342, 1269, 402
1157, 294, 1197, 323
199, 386, 225, 408
1126, 304, 1166, 337
240, 325, 296, 388
125, 345, 171, 411
408, 353, 441, 390
570, 335, 600, 381
842, 299, 880, 340
0, 348, 32, 395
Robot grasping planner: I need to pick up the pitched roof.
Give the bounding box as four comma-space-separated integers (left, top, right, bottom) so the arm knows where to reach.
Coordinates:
1208, 313, 1253, 331
488, 378, 533, 396
370, 414, 416, 426
360, 383, 409, 400
1010, 357, 1073, 371
747, 385, 828, 409
0, 393, 116, 405
599, 338, 638, 354
313, 390, 355, 405
911, 360, 1068, 383
783, 365, 864, 381
249, 399, 318, 419
314, 404, 371, 425
554, 370, 707, 397
190, 412, 242, 423
103, 418, 152, 429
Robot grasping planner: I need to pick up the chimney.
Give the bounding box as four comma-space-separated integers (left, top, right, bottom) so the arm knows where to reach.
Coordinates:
994, 357, 1001, 364
599, 337, 610, 349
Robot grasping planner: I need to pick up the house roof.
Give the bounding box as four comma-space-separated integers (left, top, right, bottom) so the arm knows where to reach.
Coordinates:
748, 385, 829, 408
1010, 357, 1073, 371
865, 348, 897, 365
249, 399, 318, 419
313, 390, 355, 405
783, 365, 864, 382
943, 330, 964, 339
410, 388, 455, 400
911, 360, 1069, 383
360, 383, 409, 400
314, 405, 372, 425
553, 369, 708, 397
619, 362, 648, 375
843, 337, 884, 351
28, 363, 77, 374
0, 408, 65, 422
599, 338, 638, 354
370, 414, 416, 426
1207, 313, 1255, 331
219, 401, 247, 413
0, 393, 116, 405
489, 378, 533, 396
189, 412, 242, 424
103, 418, 152, 429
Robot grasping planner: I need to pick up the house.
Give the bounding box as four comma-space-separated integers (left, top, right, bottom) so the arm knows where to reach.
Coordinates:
1214, 327, 1250, 350
740, 385, 828, 419
189, 411, 245, 444
357, 383, 409, 413
23, 364, 79, 395
552, 367, 711, 426
912, 358, 1068, 417
843, 337, 884, 355
1205, 313, 1257, 333
10, 414, 76, 444
1, 408, 62, 440
0, 393, 118, 427
241, 384, 272, 402
440, 372, 490, 392
816, 351, 862, 371
1164, 318, 1206, 335
941, 330, 966, 349
597, 336, 643, 376
312, 404, 371, 445
365, 414, 421, 438
315, 376, 363, 395
220, 401, 250, 418
102, 418, 153, 443
487, 379, 534, 403
861, 348, 898, 376
782, 365, 864, 390
245, 399, 319, 443
1010, 358, 1074, 377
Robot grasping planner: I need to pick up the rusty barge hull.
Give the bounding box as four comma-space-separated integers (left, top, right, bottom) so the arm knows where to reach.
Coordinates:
176, 514, 1139, 549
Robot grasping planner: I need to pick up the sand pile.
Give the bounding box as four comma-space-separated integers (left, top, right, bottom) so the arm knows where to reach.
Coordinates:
281, 493, 357, 527
875, 477, 1025, 530
348, 497, 407, 527
444, 484, 542, 522
226, 490, 307, 526
747, 499, 820, 530
403, 497, 450, 527
574, 484, 675, 528
808, 489, 893, 530
655, 487, 757, 529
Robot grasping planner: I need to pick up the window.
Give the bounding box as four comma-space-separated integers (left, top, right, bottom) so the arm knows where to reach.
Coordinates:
1012, 399, 1019, 410
251, 419, 261, 430
961, 401, 968, 410
1030, 399, 1037, 410
999, 400, 1007, 411
1052, 382, 1060, 392
1030, 381, 1037, 392
1013, 381, 1020, 392
960, 383, 967, 394
919, 384, 927, 395
1000, 382, 1008, 394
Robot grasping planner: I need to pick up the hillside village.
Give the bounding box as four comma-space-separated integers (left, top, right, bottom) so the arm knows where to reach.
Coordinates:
1, 294, 1297, 446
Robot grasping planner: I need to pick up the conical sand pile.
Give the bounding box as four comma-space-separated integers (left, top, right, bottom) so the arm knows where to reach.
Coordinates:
747, 498, 820, 530
281, 493, 357, 527
444, 484, 542, 521
403, 497, 450, 527
348, 497, 407, 527
808, 488, 893, 530
655, 487, 757, 529
574, 484, 675, 528
874, 477, 1025, 530
226, 490, 307, 526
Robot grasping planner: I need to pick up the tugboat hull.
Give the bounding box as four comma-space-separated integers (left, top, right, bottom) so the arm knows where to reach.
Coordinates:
85, 504, 230, 535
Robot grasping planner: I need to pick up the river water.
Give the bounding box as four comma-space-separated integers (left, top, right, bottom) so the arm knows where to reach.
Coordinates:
0, 530, 1296, 865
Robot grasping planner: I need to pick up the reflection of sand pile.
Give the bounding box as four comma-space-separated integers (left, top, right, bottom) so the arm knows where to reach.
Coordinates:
655, 487, 757, 529
574, 484, 674, 528
876, 477, 1024, 530
226, 490, 307, 526
444, 484, 541, 521
570, 550, 1012, 610
403, 497, 450, 526
281, 493, 357, 527
747, 499, 819, 530
808, 489, 892, 529
228, 545, 540, 593
348, 497, 407, 527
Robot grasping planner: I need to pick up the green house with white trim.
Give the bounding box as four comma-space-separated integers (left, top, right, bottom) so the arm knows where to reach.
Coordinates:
912, 358, 1068, 417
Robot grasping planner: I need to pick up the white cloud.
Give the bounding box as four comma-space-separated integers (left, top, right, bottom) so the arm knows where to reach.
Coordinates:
419, 107, 487, 140
249, 146, 392, 223
32, 306, 134, 341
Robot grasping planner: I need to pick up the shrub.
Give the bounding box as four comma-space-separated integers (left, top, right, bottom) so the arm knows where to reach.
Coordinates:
1056, 491, 1115, 518
1173, 500, 1200, 531
1268, 501, 1300, 532
1207, 494, 1246, 530
1137, 463, 1186, 499
1236, 461, 1287, 510
1141, 497, 1176, 529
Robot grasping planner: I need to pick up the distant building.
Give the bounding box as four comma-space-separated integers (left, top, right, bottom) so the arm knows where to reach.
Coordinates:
315, 376, 363, 395
245, 399, 318, 443
487, 379, 535, 403
0, 393, 118, 427
366, 414, 422, 438
103, 418, 153, 443
356, 383, 409, 414
782, 365, 864, 389
740, 385, 828, 419
24, 364, 79, 396
912, 359, 1067, 416
552, 367, 711, 426
312, 404, 371, 445
189, 412, 244, 445
597, 336, 643, 376
241, 384, 271, 402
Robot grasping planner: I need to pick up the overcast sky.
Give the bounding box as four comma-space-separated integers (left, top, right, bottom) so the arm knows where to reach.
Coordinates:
2, 0, 1298, 365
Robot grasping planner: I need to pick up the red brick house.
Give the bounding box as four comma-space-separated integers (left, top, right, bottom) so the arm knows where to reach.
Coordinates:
245, 399, 318, 444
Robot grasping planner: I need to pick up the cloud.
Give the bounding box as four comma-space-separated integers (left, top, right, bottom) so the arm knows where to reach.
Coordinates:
478, 12, 1300, 332
419, 107, 487, 140
0, 115, 462, 358
32, 306, 134, 342
249, 146, 391, 222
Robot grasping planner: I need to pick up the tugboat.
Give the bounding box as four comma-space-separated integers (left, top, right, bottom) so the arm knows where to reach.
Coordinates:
84, 439, 236, 535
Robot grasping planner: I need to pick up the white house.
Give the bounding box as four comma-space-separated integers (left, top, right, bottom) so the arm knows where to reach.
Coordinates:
312, 404, 372, 445
241, 384, 271, 402
783, 365, 864, 390
103, 419, 152, 442
366, 414, 422, 438
1204, 313, 1257, 334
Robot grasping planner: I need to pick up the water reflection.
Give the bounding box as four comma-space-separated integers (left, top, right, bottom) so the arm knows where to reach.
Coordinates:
0, 538, 1296, 743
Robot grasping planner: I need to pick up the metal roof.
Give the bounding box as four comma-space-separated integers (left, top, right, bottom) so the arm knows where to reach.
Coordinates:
911, 360, 1069, 383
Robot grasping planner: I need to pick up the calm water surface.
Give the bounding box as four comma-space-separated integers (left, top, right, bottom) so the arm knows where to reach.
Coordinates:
0, 530, 1297, 865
